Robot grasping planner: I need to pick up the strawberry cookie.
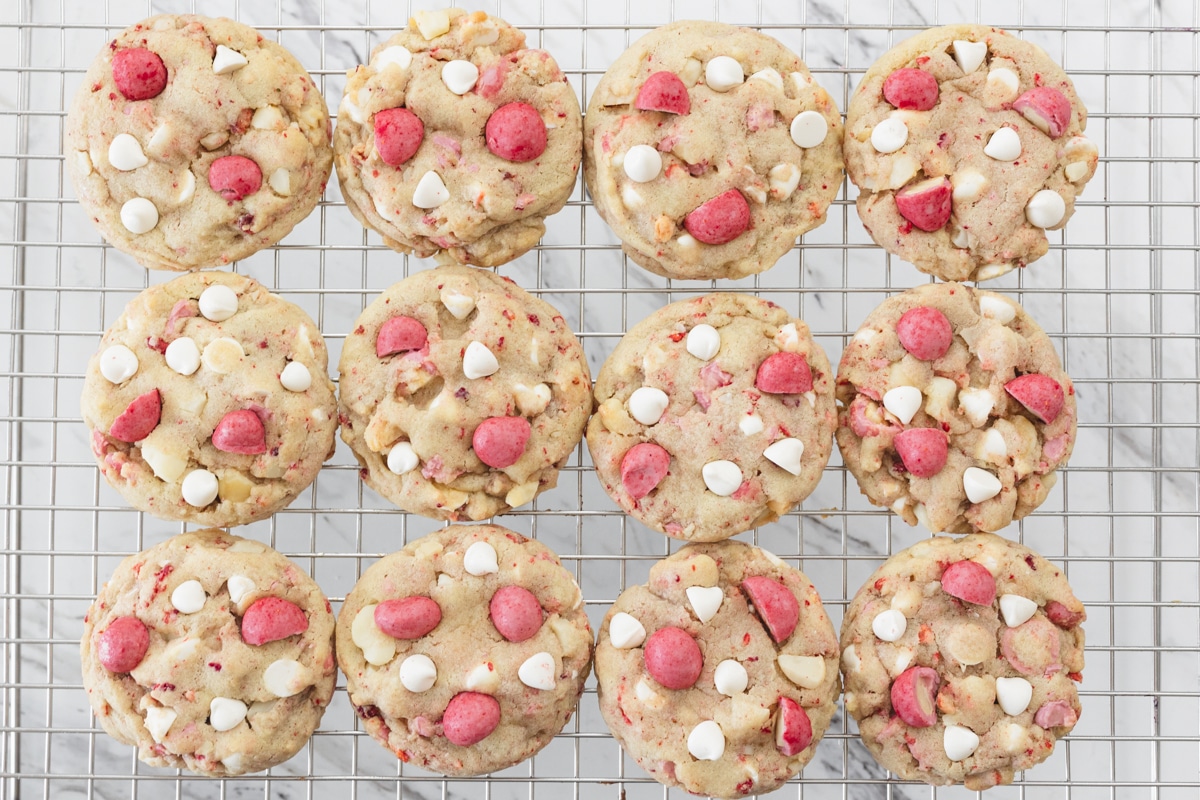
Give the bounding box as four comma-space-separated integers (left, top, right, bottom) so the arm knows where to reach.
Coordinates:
595, 541, 840, 798
587, 294, 836, 542
81, 530, 336, 775
333, 8, 582, 266
337, 265, 591, 520
583, 20, 843, 280
841, 534, 1085, 789
844, 24, 1098, 282
336, 524, 592, 775
65, 15, 332, 270
81, 272, 337, 526
836, 283, 1076, 533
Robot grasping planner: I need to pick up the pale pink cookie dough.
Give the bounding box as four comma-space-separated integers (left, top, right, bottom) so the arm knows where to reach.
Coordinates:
836, 283, 1076, 534
841, 534, 1085, 789
844, 24, 1098, 282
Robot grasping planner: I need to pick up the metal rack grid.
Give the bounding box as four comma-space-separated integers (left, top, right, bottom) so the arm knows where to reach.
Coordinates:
2, 0, 1197, 798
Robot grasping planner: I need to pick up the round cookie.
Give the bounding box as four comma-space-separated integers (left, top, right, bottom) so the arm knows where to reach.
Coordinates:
594, 541, 840, 798
836, 283, 1075, 534
333, 8, 582, 266
583, 20, 843, 280
844, 24, 1099, 282
336, 524, 593, 775
840, 533, 1085, 789
82, 271, 337, 526
65, 14, 332, 271
587, 294, 836, 542
338, 265, 591, 520
81, 530, 337, 776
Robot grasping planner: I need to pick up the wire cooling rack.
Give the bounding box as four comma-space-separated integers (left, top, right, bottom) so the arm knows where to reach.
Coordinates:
2, 0, 1198, 798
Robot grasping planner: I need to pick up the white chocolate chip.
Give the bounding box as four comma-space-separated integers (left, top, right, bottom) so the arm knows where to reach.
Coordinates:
628, 386, 669, 425
222, 753, 243, 774
676, 233, 699, 258
687, 720, 726, 761
943, 724, 981, 761
263, 659, 308, 698
984, 127, 1022, 161
976, 263, 1014, 281
952, 40, 988, 74
635, 678, 666, 708
892, 647, 915, 675
872, 609, 907, 642
201, 337, 244, 374
227, 539, 265, 554
887, 154, 920, 189
164, 337, 201, 376
608, 612, 647, 648
702, 460, 742, 496
226, 574, 255, 609
440, 288, 475, 319
414, 9, 451, 40
504, 481, 539, 509
686, 586, 723, 623
778, 654, 826, 689
1026, 189, 1066, 228
705, 56, 744, 92
623, 144, 662, 183
951, 168, 990, 202
181, 469, 219, 508
739, 414, 764, 435
139, 437, 188, 483
958, 388, 994, 427
790, 110, 828, 148
987, 67, 1020, 100
386, 442, 418, 475
351, 605, 396, 666
679, 57, 703, 86
464, 662, 500, 693
280, 362, 311, 392
979, 295, 1017, 324
108, 133, 148, 171
200, 131, 229, 151
714, 660, 748, 696
99, 345, 138, 384
842, 644, 862, 673
163, 636, 198, 662
1065, 161, 1089, 182
75, 150, 93, 176
441, 60, 479, 95
210, 697, 247, 731
1001, 722, 1029, 754
268, 168, 291, 196
518, 651, 556, 691
120, 197, 158, 234
173, 169, 196, 203
513, 382, 552, 417
375, 45, 413, 72
399, 654, 438, 692
412, 170, 450, 209
199, 285, 239, 321
686, 324, 720, 360
999, 594, 1038, 627
463, 541, 499, 575
171, 580, 206, 614
870, 117, 908, 153
748, 67, 783, 89
883, 385, 922, 425
251, 106, 285, 132
462, 341, 499, 379
963, 466, 1003, 503
212, 45, 249, 75
996, 676, 1034, 716
980, 427, 1008, 460
143, 706, 176, 743
763, 437, 805, 476
768, 163, 801, 200
339, 93, 365, 125
147, 123, 171, 156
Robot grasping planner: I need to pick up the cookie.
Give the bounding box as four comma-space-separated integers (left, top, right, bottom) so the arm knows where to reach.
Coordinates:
81, 530, 336, 775
840, 533, 1085, 789
583, 20, 843, 280
338, 265, 591, 520
587, 293, 836, 542
65, 14, 332, 271
82, 271, 337, 526
836, 283, 1075, 534
594, 541, 840, 798
844, 24, 1098, 282
333, 8, 582, 267
336, 524, 592, 775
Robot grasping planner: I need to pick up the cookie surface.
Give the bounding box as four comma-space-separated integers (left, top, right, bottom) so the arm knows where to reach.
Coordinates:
83, 271, 337, 526
840, 533, 1085, 789
595, 541, 840, 799
844, 24, 1098, 282
336, 524, 592, 775
338, 265, 591, 520
81, 530, 336, 776
587, 293, 836, 542
334, 8, 582, 266
583, 20, 843, 280
836, 283, 1075, 533
65, 14, 332, 271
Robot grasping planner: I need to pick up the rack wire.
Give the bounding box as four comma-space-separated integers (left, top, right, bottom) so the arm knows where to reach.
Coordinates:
2, 0, 1197, 797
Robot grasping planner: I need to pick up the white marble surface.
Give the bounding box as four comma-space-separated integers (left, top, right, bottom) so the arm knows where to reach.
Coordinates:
1, 0, 1197, 798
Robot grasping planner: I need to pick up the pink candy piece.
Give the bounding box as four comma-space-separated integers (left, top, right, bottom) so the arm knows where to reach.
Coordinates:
1045, 600, 1085, 629
489, 585, 544, 643
643, 626, 703, 689
620, 442, 670, 500
97, 616, 149, 673
684, 189, 750, 245
890, 666, 940, 727
755, 352, 813, 395
112, 47, 167, 101
1033, 700, 1078, 729
442, 692, 501, 746
896, 306, 953, 361
485, 102, 547, 163
374, 107, 425, 166
211, 409, 267, 455
883, 68, 939, 111
208, 155, 262, 202
1005, 373, 1065, 424
241, 597, 308, 646
376, 315, 428, 357
635, 71, 691, 115
776, 697, 813, 756
1013, 87, 1072, 138
742, 576, 799, 643
893, 428, 948, 478
940, 560, 997, 605
472, 416, 531, 468
374, 596, 441, 640
895, 176, 952, 232
109, 389, 161, 443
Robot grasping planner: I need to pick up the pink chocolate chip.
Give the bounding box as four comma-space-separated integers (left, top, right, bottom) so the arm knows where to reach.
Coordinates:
442, 692, 501, 746
489, 585, 543, 643
635, 71, 691, 115
896, 306, 953, 361
683, 189, 750, 245
97, 616, 150, 673
374, 107, 425, 166
1013, 87, 1072, 138
485, 102, 547, 163
211, 410, 267, 455
742, 576, 799, 643
1005, 373, 1065, 424
241, 597, 308, 646
643, 626, 702, 690
374, 596, 441, 640
472, 416, 531, 468
208, 155, 262, 202
108, 389, 161, 443
1033, 700, 1078, 729
775, 697, 813, 756
895, 176, 952, 232
620, 442, 670, 500
1045, 600, 1085, 629
112, 47, 167, 101
376, 315, 428, 357
940, 560, 997, 605
890, 666, 941, 727
893, 428, 948, 478
755, 352, 813, 395
882, 68, 939, 111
